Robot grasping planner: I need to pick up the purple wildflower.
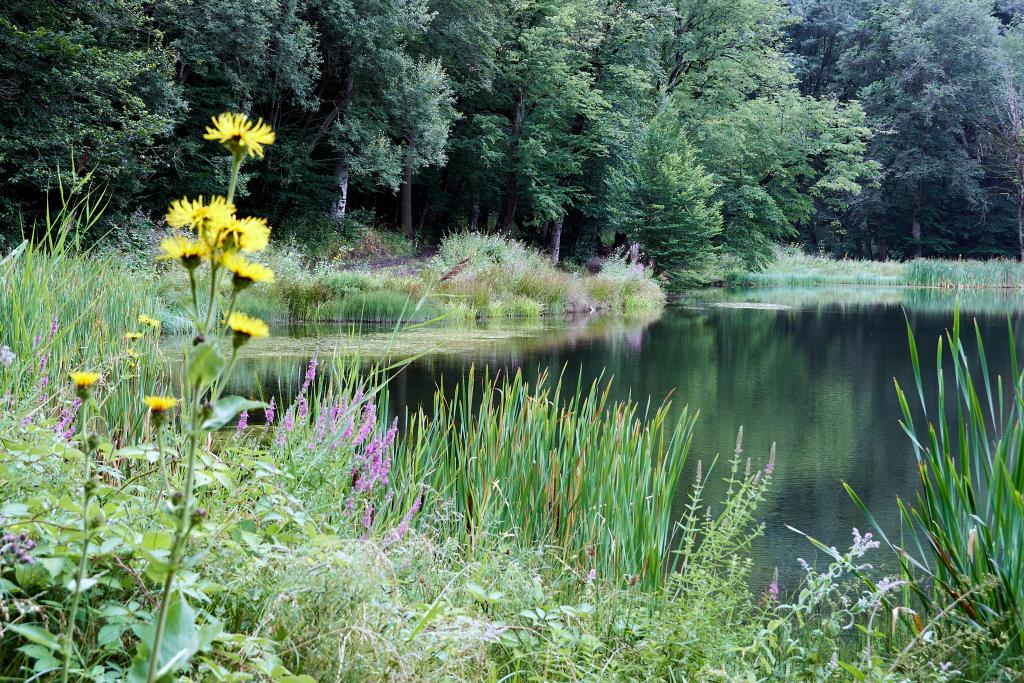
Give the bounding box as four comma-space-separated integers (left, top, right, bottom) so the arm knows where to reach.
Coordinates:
284, 410, 295, 433
264, 397, 276, 426
329, 401, 345, 432
299, 356, 318, 395
386, 492, 424, 545
0, 346, 14, 368
1, 531, 36, 565
312, 409, 328, 445
764, 451, 775, 476
361, 503, 375, 531
236, 410, 248, 435
32, 334, 41, 349
767, 579, 779, 602
587, 568, 597, 583
875, 577, 906, 595
49, 316, 59, 339
55, 397, 82, 441
297, 396, 308, 422
851, 527, 879, 555
353, 403, 376, 447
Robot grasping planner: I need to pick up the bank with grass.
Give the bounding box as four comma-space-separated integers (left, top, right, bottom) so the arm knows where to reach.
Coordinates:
1, 224, 1005, 681
144, 232, 665, 331
3, 117, 1023, 683
732, 245, 1024, 290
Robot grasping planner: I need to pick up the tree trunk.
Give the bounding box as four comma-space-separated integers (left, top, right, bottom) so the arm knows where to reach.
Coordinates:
1017, 195, 1024, 262
911, 188, 922, 258
400, 162, 414, 237
499, 89, 526, 232
878, 237, 888, 261
468, 196, 480, 232
549, 218, 563, 265
418, 196, 430, 233
331, 156, 350, 223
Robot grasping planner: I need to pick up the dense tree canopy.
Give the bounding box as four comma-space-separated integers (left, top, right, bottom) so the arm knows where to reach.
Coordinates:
4, 0, 1024, 280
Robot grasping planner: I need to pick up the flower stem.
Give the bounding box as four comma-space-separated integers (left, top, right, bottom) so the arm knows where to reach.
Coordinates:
146, 406, 199, 683
61, 400, 92, 683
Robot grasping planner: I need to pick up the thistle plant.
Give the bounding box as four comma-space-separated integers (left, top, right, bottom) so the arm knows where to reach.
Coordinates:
135, 112, 276, 683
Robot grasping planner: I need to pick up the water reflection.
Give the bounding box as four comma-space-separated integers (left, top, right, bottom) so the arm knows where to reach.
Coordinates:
219, 287, 1024, 588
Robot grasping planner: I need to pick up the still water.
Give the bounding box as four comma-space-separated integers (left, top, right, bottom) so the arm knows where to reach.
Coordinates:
226, 286, 1024, 588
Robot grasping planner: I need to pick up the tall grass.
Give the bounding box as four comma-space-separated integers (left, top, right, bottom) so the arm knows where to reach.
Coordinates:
733, 246, 906, 286
905, 258, 1024, 289
848, 309, 1024, 657
0, 189, 166, 441
738, 245, 1024, 290
396, 369, 696, 589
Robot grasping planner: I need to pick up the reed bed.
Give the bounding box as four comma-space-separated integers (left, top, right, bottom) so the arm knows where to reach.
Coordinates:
1, 192, 167, 441
904, 258, 1024, 289
398, 369, 696, 589
739, 246, 1024, 290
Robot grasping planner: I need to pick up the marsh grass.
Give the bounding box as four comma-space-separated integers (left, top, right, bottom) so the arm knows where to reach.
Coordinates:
396, 369, 695, 589
847, 309, 1024, 661
739, 245, 1024, 290
734, 246, 906, 286
0, 187, 167, 441
905, 258, 1024, 289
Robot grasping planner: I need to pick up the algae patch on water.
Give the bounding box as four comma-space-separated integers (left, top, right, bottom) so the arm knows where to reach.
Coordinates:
711, 302, 791, 310
230, 324, 550, 359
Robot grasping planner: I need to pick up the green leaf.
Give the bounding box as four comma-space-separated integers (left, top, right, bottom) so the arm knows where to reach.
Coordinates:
128, 592, 201, 683
200, 396, 266, 431
97, 622, 125, 647
187, 342, 225, 388
10, 624, 62, 651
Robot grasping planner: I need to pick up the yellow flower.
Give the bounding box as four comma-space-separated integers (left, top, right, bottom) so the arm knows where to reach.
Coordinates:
226, 312, 269, 340
166, 196, 236, 246
221, 252, 275, 288
158, 236, 210, 267
124, 331, 144, 341
221, 216, 270, 253
144, 395, 178, 413
203, 112, 276, 159
138, 315, 161, 329
70, 371, 101, 388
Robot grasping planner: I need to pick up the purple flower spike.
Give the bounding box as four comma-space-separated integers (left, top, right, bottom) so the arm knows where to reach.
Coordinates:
55, 397, 82, 441
264, 397, 276, 426
236, 410, 248, 435
353, 403, 376, 447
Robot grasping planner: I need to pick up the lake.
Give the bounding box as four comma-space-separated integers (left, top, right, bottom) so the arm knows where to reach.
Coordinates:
224, 286, 1024, 589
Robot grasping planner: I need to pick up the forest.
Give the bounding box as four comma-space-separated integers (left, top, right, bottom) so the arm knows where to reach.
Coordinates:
5, 0, 1024, 283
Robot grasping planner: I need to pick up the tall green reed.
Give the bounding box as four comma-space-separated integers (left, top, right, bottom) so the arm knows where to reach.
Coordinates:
847, 308, 1024, 655
0, 181, 166, 443
396, 369, 696, 589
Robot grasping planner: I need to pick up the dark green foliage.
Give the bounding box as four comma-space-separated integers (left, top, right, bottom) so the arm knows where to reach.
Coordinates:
0, 1, 182, 224
608, 117, 722, 287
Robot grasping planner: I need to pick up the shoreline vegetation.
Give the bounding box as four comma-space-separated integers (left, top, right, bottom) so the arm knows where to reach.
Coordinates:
5, 212, 1014, 681
143, 232, 666, 334
730, 246, 1024, 290
3, 117, 1024, 681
